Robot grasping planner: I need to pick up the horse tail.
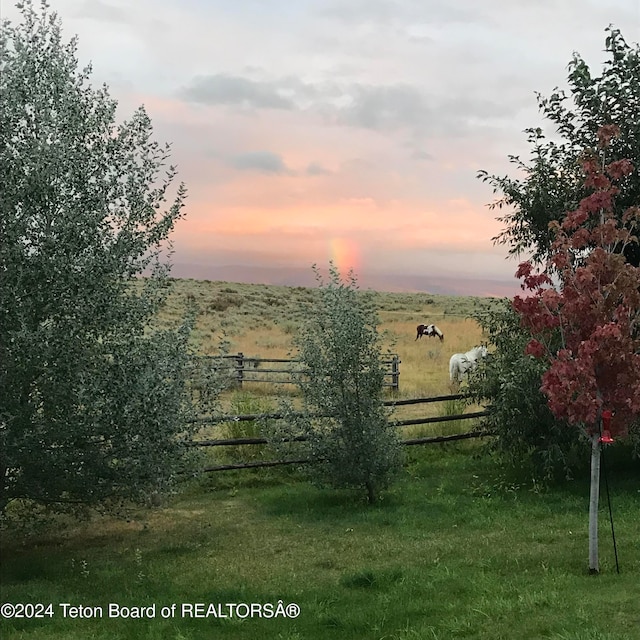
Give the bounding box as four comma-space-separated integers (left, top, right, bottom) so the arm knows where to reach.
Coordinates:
449, 355, 457, 382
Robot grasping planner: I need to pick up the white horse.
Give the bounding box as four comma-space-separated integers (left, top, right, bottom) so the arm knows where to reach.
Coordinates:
449, 345, 487, 383
416, 324, 444, 341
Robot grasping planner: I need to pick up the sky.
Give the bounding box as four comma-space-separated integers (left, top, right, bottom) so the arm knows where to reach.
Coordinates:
4, 0, 640, 295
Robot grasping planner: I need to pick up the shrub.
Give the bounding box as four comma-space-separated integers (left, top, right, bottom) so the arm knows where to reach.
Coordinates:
468, 301, 586, 482
277, 265, 402, 504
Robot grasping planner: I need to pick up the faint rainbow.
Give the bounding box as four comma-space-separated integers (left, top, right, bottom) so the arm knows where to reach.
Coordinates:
329, 237, 361, 276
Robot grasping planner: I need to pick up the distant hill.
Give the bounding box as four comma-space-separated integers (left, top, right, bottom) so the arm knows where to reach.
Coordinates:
170, 263, 519, 298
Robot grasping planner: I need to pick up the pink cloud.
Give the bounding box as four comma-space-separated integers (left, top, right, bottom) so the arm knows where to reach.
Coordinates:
116, 91, 514, 284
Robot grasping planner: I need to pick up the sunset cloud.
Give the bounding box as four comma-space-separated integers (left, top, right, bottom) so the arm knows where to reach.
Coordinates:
228, 151, 294, 175
4, 0, 637, 295
182, 74, 296, 110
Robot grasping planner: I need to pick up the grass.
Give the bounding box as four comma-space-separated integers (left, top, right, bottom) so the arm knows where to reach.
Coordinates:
215, 392, 278, 464
3, 279, 638, 639
438, 396, 470, 434
2, 444, 639, 639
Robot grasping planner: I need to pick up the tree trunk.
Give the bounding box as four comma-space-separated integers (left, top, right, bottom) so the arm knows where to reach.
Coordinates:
589, 433, 601, 574
366, 480, 377, 504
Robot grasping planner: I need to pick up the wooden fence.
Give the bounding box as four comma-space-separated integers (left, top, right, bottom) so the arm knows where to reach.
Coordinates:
188, 393, 492, 472
189, 352, 401, 392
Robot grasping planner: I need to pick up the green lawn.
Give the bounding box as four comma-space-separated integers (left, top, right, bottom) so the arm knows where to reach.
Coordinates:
1, 443, 639, 639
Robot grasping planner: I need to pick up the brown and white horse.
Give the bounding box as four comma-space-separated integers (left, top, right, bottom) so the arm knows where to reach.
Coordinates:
416, 324, 444, 341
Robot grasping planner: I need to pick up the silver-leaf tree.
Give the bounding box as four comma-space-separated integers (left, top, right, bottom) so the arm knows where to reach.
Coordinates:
0, 0, 196, 516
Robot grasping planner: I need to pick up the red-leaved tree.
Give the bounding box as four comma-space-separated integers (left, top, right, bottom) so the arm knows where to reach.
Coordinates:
512, 125, 640, 573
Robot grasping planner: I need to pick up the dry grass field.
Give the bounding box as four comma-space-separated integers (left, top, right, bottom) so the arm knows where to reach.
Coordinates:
158, 278, 496, 384
153, 278, 502, 437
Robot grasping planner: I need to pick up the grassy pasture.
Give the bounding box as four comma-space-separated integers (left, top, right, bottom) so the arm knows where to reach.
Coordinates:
170, 278, 494, 464
2, 279, 638, 640
159, 279, 495, 427
2, 445, 639, 640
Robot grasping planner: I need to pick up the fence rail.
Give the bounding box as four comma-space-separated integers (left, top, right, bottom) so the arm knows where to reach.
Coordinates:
200, 429, 495, 473
190, 393, 493, 472
188, 408, 489, 433
187, 393, 472, 425
189, 352, 401, 391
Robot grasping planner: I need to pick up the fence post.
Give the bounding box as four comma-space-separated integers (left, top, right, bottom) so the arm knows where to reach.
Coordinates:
391, 355, 400, 391
236, 352, 244, 388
